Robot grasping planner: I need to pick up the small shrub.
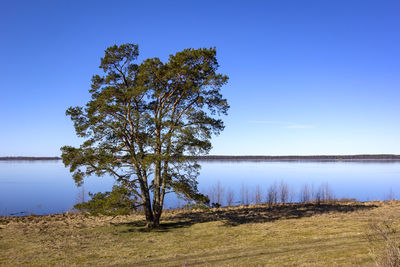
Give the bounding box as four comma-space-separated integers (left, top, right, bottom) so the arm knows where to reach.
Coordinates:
279, 180, 289, 204
226, 189, 235, 206
241, 183, 249, 205
211, 202, 221, 208
208, 181, 224, 206
337, 198, 357, 203
317, 183, 334, 203
254, 185, 263, 204
266, 183, 278, 207
183, 203, 210, 210
299, 184, 311, 203
74, 185, 138, 215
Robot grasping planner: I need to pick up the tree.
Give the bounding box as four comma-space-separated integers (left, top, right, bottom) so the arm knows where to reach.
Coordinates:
61, 43, 229, 228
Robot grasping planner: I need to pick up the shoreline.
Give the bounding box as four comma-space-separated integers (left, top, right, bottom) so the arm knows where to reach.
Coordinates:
0, 199, 389, 218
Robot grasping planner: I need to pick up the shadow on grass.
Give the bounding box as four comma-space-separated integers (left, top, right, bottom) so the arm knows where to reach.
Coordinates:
112, 220, 192, 233
112, 202, 377, 232
173, 203, 378, 227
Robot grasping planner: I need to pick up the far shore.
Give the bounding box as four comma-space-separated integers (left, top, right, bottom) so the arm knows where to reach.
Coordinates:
193, 154, 400, 162
0, 157, 61, 161
2, 154, 400, 162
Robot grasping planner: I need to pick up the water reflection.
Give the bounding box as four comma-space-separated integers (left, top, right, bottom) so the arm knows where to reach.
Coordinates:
196, 161, 400, 207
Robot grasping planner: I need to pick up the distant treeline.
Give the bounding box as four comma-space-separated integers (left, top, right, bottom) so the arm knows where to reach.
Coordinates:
192, 154, 400, 162
1, 155, 400, 162
0, 157, 61, 161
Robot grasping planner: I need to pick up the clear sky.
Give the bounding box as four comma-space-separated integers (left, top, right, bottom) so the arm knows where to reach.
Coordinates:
1, 0, 399, 156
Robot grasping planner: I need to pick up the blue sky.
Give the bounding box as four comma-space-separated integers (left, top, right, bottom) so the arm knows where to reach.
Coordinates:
1, 0, 399, 156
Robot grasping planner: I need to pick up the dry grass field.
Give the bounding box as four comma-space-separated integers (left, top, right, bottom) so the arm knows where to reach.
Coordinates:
1, 201, 400, 266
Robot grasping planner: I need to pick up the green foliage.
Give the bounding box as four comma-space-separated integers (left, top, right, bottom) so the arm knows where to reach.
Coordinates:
61, 43, 228, 227
74, 185, 138, 216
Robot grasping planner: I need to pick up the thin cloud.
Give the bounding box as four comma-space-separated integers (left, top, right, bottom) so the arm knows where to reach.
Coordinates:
247, 120, 315, 129
284, 124, 314, 129
247, 120, 288, 124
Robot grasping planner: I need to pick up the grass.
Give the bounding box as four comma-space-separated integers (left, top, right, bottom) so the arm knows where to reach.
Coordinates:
1, 201, 400, 266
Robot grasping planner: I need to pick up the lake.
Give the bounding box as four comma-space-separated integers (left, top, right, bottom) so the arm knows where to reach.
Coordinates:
0, 160, 399, 216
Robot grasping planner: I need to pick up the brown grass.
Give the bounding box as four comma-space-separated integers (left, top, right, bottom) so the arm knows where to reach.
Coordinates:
1, 201, 400, 266
367, 218, 400, 266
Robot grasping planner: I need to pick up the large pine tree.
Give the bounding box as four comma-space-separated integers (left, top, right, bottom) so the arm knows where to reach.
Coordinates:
61, 43, 229, 228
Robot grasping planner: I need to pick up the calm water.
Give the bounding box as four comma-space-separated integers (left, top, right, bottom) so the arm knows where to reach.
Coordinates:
0, 160, 399, 215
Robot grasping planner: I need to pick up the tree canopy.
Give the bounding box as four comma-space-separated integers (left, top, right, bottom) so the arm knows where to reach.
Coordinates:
61, 43, 229, 228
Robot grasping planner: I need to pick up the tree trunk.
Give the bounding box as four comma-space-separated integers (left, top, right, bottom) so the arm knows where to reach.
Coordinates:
146, 190, 164, 229
142, 180, 164, 229
145, 209, 161, 229
143, 197, 154, 228
139, 182, 154, 228
147, 218, 159, 229
153, 202, 163, 226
